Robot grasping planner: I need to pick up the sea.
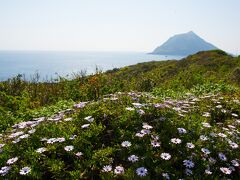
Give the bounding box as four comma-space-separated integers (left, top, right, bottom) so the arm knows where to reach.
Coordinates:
0, 51, 184, 81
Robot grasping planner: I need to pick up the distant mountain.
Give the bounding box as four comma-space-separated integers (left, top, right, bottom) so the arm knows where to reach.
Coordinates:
151, 31, 218, 56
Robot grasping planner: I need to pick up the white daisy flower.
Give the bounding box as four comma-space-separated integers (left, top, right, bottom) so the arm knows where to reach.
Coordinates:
110, 97, 118, 101
12, 138, 21, 144
136, 167, 148, 177
205, 169, 212, 175
216, 105, 222, 108
171, 138, 182, 144
185, 168, 193, 176
229, 142, 238, 149
162, 173, 170, 179
102, 165, 112, 172
220, 167, 231, 174
7, 157, 18, 165
64, 117, 73, 122
8, 131, 24, 139
227, 125, 236, 129
19, 134, 30, 139
126, 107, 135, 111
40, 137, 48, 142
141, 129, 151, 135
128, 155, 139, 162
0, 166, 11, 176
160, 153, 171, 160
56, 137, 65, 142
186, 142, 195, 149
232, 113, 238, 117
74, 102, 87, 109
47, 138, 57, 144
76, 152, 83, 157
222, 127, 229, 131
200, 135, 208, 141
64, 145, 74, 151
173, 107, 181, 112
202, 112, 211, 117
84, 116, 94, 123
81, 124, 90, 129
201, 148, 211, 155
135, 133, 145, 138
231, 160, 239, 167
183, 160, 195, 168
114, 166, 124, 174
121, 141, 131, 148
218, 153, 227, 161
19, 167, 31, 175
137, 109, 145, 115
218, 133, 227, 138
132, 103, 143, 108
151, 141, 161, 147
154, 103, 165, 108
142, 123, 153, 130
69, 135, 77, 140
221, 109, 227, 113
36, 147, 47, 154
28, 129, 36, 134
177, 128, 187, 134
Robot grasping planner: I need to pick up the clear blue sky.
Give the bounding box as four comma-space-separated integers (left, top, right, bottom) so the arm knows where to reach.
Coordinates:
0, 0, 239, 53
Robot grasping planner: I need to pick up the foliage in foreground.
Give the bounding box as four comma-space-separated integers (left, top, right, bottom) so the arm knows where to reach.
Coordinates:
0, 91, 239, 179
0, 50, 239, 179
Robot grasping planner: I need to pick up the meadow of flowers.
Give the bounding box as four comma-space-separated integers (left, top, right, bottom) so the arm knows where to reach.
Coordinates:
0, 90, 239, 179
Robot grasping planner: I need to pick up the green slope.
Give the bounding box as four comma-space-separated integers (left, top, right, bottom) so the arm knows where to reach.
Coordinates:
0, 50, 240, 179
106, 50, 240, 91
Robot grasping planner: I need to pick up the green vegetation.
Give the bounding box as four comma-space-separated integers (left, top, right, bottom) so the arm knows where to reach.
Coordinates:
0, 50, 239, 179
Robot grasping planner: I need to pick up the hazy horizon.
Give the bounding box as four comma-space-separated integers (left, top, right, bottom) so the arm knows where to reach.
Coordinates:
0, 0, 240, 54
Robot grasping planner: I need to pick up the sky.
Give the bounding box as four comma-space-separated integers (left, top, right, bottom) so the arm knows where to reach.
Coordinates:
0, 0, 239, 54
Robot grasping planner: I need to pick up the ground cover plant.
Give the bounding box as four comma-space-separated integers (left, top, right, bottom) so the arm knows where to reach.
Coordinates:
0, 90, 239, 179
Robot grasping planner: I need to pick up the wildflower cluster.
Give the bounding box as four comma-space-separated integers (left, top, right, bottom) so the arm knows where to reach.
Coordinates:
0, 92, 239, 179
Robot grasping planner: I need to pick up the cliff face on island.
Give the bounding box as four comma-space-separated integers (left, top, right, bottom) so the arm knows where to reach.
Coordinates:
152, 31, 218, 55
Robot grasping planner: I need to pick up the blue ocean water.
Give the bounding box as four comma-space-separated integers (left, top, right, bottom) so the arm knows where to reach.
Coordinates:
0, 51, 184, 81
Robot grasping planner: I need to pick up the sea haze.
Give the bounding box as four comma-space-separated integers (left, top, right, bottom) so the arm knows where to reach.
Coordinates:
0, 51, 184, 81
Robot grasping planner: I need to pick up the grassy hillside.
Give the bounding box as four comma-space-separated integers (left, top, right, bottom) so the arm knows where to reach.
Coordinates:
1, 50, 239, 104
106, 50, 240, 91
0, 50, 239, 179
1, 50, 239, 130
